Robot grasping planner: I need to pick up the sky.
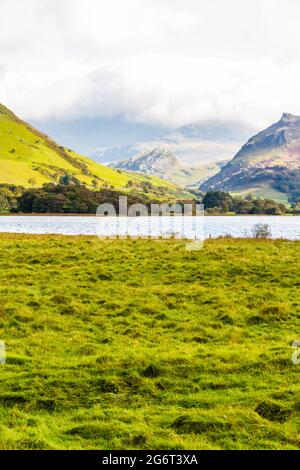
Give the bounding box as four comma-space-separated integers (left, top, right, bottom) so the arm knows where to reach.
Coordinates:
2, 0, 300, 149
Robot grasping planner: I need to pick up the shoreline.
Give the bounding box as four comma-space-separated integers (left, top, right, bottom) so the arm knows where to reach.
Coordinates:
0, 232, 298, 242
0, 231, 300, 242
0, 213, 299, 217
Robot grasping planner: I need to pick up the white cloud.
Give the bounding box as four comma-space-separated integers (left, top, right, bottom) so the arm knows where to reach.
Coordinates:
1, 0, 300, 128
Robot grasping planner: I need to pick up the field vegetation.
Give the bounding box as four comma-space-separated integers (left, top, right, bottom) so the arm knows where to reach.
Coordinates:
0, 235, 299, 449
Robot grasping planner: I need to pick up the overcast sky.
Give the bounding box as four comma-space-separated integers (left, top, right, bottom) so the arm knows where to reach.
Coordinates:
1, 0, 300, 129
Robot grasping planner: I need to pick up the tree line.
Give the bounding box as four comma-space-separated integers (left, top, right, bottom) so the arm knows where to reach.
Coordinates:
202, 191, 293, 215
0, 183, 298, 214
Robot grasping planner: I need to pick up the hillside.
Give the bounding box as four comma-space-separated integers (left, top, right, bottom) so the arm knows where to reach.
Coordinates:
0, 103, 182, 197
113, 147, 181, 175
0, 234, 299, 449
201, 113, 300, 203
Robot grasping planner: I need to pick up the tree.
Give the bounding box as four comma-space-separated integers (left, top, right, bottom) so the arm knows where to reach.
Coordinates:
251, 223, 272, 239
202, 191, 287, 215
59, 173, 81, 186
126, 180, 134, 188
202, 191, 232, 211
0, 185, 24, 212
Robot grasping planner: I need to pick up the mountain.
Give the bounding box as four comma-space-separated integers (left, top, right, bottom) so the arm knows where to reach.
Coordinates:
89, 120, 254, 167
112, 146, 226, 188
168, 120, 253, 144
0, 103, 183, 196
200, 113, 300, 203
112, 148, 180, 175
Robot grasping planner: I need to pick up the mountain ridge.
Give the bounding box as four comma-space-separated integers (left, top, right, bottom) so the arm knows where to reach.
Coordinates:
200, 113, 300, 202
112, 146, 226, 188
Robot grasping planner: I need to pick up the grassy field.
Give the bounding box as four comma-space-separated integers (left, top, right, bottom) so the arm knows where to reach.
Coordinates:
0, 234, 299, 450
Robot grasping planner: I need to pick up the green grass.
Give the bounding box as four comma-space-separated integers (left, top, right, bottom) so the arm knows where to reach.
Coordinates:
0, 234, 299, 450
0, 103, 184, 198
232, 187, 290, 206
165, 162, 224, 188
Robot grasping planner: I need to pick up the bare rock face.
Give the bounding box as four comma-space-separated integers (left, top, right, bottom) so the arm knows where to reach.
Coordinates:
113, 147, 180, 176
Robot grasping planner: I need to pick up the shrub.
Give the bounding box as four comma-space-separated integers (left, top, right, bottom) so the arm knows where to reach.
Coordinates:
251, 223, 272, 238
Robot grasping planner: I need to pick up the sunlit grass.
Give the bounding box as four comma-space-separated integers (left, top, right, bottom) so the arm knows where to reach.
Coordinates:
0, 234, 299, 449
0, 103, 183, 197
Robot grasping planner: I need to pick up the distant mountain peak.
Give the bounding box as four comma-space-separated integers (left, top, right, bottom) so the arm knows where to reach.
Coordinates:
113, 147, 180, 176
131, 146, 176, 163
200, 113, 300, 199
280, 112, 300, 122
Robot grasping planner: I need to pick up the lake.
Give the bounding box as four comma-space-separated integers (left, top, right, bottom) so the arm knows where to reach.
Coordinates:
0, 215, 300, 239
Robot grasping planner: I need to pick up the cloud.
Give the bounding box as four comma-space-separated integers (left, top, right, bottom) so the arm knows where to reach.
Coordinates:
1, 0, 300, 128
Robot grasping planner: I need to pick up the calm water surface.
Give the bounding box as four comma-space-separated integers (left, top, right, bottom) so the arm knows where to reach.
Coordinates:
0, 215, 299, 240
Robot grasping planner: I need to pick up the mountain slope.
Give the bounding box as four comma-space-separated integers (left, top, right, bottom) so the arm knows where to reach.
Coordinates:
0, 103, 181, 195
200, 113, 300, 201
112, 146, 226, 188
113, 148, 180, 175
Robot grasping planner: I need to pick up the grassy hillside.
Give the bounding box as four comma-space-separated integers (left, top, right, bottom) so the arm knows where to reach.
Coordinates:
167, 161, 226, 189
0, 104, 184, 198
231, 187, 290, 206
0, 235, 299, 450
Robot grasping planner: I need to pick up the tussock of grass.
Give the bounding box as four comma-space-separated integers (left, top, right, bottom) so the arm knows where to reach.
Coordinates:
255, 401, 291, 423
0, 234, 299, 449
172, 415, 232, 434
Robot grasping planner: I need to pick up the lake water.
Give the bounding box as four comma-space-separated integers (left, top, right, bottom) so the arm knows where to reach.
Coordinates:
0, 215, 300, 240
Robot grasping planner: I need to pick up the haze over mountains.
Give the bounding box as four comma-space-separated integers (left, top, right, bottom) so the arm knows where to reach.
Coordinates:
97, 119, 254, 188
90, 120, 254, 167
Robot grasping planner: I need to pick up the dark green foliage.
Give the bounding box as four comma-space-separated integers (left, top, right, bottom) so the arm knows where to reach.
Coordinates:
0, 184, 24, 212
273, 169, 300, 203
202, 191, 232, 212
59, 173, 81, 186
231, 197, 287, 215
202, 190, 287, 214
16, 184, 156, 214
